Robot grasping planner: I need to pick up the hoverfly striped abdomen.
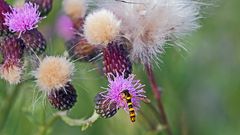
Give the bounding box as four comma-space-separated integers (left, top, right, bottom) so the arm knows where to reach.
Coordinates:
121, 90, 136, 122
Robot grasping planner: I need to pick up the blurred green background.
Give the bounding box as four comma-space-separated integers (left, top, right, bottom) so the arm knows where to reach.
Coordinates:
0, 0, 240, 135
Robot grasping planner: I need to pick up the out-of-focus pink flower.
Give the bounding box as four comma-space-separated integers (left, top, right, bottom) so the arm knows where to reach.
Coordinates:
55, 15, 74, 40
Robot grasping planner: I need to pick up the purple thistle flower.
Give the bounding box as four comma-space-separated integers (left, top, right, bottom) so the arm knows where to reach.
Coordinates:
106, 73, 146, 111
3, 2, 42, 33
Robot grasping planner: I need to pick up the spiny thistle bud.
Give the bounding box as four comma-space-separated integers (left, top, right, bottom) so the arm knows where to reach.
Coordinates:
3, 2, 43, 34
62, 0, 86, 20
48, 82, 77, 111
20, 29, 46, 54
34, 56, 77, 110
25, 0, 53, 17
103, 38, 132, 78
66, 34, 101, 62
0, 34, 24, 84
84, 9, 121, 46
0, 0, 11, 36
95, 91, 118, 118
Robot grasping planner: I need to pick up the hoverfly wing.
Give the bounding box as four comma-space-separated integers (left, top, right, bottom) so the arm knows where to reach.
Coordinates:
136, 94, 151, 104
139, 97, 151, 103
95, 91, 119, 118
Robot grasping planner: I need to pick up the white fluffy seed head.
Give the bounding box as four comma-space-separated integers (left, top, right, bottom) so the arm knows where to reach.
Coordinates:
34, 56, 74, 92
62, 0, 86, 19
97, 0, 200, 64
0, 65, 22, 84
84, 9, 121, 46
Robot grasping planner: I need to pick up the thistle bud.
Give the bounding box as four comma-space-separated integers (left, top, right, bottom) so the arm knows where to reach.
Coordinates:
0, 34, 24, 84
48, 82, 77, 111
103, 38, 132, 79
25, 0, 53, 17
20, 29, 46, 54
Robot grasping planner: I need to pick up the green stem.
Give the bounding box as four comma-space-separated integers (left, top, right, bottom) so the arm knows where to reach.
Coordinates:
36, 110, 99, 135
139, 110, 156, 131
147, 102, 162, 123
0, 83, 25, 132
36, 114, 60, 135
57, 111, 100, 131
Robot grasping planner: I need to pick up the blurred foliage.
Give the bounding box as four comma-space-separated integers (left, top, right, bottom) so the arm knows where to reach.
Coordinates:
0, 0, 240, 135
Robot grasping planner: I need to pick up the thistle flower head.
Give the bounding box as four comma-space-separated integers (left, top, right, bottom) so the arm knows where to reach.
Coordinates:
3, 2, 42, 33
26, 0, 53, 17
106, 73, 145, 111
62, 0, 86, 19
34, 56, 74, 92
84, 9, 121, 46
97, 0, 200, 64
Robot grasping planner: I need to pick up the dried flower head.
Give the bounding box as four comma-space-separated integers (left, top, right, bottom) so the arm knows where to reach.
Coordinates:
34, 56, 77, 110
62, 0, 86, 19
97, 0, 200, 64
3, 2, 43, 33
95, 73, 146, 121
84, 9, 121, 46
34, 56, 74, 92
0, 64, 22, 84
0, 34, 24, 84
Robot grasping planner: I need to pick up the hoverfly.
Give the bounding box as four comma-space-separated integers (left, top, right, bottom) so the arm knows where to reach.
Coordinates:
120, 90, 136, 122
95, 89, 150, 122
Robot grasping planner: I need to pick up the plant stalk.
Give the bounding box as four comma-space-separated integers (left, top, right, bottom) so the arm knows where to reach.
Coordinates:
145, 64, 172, 135
36, 114, 60, 135
0, 83, 25, 132
57, 111, 100, 131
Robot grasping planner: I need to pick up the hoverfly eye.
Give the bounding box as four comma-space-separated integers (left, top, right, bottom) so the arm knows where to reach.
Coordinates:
120, 93, 125, 98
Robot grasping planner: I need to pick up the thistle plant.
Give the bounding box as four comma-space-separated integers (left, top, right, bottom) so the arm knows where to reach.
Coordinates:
0, 0, 203, 135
